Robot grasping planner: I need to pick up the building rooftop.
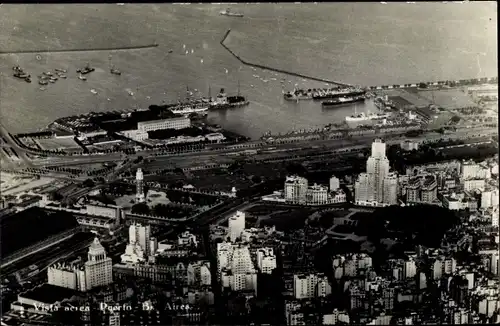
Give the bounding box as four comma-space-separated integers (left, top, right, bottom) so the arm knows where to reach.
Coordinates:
0, 207, 79, 260
19, 284, 81, 304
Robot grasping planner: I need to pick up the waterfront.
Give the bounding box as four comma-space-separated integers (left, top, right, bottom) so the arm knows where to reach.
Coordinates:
0, 3, 496, 138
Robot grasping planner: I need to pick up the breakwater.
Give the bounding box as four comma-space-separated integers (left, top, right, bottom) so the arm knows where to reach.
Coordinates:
0, 43, 159, 55
220, 29, 352, 87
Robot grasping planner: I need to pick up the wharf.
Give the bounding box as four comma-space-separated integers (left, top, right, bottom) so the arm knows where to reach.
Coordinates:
220, 29, 352, 88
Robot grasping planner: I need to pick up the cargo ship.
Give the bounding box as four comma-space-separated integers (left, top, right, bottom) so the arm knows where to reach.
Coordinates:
345, 112, 391, 122
210, 88, 249, 109
220, 8, 244, 17
312, 88, 366, 100
284, 86, 366, 101
322, 96, 365, 107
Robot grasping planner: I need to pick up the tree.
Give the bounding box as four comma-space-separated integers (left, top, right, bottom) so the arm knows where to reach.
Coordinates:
418, 82, 428, 89
131, 203, 150, 215
83, 179, 95, 188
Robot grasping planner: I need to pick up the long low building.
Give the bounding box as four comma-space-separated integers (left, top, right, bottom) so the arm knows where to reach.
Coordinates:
0, 207, 81, 268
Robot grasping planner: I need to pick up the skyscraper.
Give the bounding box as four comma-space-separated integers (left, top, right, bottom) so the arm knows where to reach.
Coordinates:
84, 238, 113, 290
355, 139, 391, 205
366, 139, 390, 203
136, 168, 145, 203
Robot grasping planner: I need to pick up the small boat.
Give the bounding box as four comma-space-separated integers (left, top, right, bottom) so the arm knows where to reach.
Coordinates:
200, 59, 204, 63
128, 90, 134, 96
107, 98, 111, 101
50, 76, 58, 81
168, 50, 173, 53
185, 51, 189, 55
25, 77, 32, 83
39, 87, 46, 91
39, 80, 48, 85
110, 67, 122, 75
220, 8, 244, 17
90, 89, 98, 95
183, 44, 186, 49
55, 68, 67, 73
58, 74, 67, 79
78, 75, 87, 81
191, 49, 194, 54
250, 85, 254, 88
13, 66, 22, 72
48, 79, 56, 83
43, 71, 53, 76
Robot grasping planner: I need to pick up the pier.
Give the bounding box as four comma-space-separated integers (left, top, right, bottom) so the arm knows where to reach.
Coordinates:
220, 29, 352, 87
0, 43, 159, 55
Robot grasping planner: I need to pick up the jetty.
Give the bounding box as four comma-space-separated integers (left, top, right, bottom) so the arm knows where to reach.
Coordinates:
0, 43, 159, 55
220, 29, 352, 87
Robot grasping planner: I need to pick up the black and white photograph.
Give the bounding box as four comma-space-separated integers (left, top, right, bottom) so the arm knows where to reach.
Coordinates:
0, 2, 498, 325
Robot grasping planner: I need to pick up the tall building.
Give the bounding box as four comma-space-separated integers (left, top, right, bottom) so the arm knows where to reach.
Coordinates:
284, 175, 308, 204
47, 263, 86, 291
121, 223, 154, 264
355, 173, 371, 204
228, 211, 245, 242
329, 176, 340, 191
293, 273, 331, 299
136, 168, 145, 203
355, 139, 390, 205
84, 238, 113, 290
217, 242, 258, 294
256, 248, 277, 274
383, 172, 399, 205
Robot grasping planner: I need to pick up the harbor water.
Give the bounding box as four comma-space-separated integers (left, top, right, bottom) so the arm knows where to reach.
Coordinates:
0, 3, 496, 138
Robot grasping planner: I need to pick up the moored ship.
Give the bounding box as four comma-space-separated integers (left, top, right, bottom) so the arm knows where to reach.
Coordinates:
322, 96, 365, 107
284, 86, 366, 101
210, 88, 249, 109
345, 112, 391, 122
312, 88, 366, 100
170, 105, 209, 115
220, 8, 244, 17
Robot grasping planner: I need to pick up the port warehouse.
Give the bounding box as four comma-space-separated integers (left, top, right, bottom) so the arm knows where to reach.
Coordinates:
0, 207, 82, 269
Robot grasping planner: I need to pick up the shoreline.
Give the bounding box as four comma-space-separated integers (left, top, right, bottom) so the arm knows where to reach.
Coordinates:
0, 43, 159, 55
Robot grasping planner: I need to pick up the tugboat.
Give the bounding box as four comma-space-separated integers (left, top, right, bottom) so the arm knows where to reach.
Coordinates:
220, 8, 244, 17
77, 63, 95, 75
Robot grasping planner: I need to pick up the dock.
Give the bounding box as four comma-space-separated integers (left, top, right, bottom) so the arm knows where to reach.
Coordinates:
220, 29, 352, 87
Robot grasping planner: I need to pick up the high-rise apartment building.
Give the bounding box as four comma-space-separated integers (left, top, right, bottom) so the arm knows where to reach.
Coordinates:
284, 175, 309, 204
383, 172, 399, 205
293, 273, 332, 299
256, 248, 277, 274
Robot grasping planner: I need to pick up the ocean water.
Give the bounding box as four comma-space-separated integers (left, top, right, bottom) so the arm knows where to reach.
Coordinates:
0, 3, 496, 138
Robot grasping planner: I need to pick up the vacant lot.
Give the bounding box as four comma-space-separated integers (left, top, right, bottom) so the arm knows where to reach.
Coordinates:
36, 137, 80, 150
417, 89, 475, 109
